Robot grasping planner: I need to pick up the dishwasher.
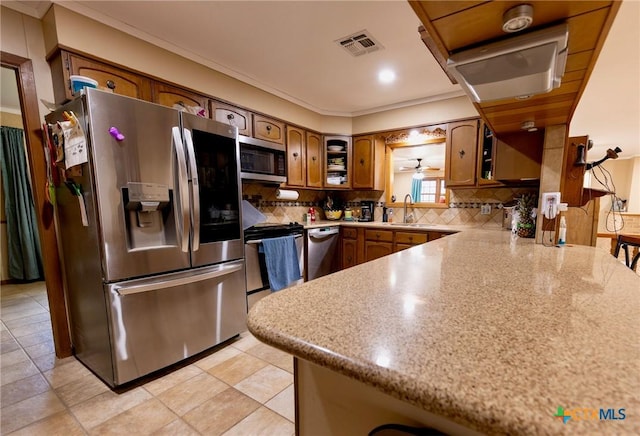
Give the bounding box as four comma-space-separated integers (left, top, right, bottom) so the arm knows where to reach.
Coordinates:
306, 226, 340, 281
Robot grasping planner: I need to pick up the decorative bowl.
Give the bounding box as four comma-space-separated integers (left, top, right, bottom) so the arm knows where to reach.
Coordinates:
325, 210, 343, 220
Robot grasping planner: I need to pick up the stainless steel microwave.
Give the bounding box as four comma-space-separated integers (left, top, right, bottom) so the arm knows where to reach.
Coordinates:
239, 135, 287, 184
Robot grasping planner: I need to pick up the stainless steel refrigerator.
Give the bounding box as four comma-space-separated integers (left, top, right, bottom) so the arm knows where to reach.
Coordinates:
46, 89, 246, 387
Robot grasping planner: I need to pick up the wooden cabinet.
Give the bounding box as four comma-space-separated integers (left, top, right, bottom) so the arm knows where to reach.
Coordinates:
427, 231, 450, 241
340, 226, 454, 269
253, 114, 285, 144
341, 227, 359, 270
394, 231, 428, 252
446, 118, 542, 188
325, 136, 352, 189
445, 119, 478, 187
364, 229, 393, 262
210, 101, 252, 136
493, 129, 544, 181
49, 51, 152, 103
151, 82, 209, 116
285, 127, 323, 189
352, 135, 385, 190
306, 131, 323, 188
286, 126, 306, 187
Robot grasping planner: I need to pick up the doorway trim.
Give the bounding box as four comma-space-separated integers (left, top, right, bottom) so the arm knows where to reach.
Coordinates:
1, 51, 72, 357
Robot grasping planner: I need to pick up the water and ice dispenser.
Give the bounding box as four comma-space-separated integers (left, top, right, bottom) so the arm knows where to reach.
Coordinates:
123, 182, 175, 250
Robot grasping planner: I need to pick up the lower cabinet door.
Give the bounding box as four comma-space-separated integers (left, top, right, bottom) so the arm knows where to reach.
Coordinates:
365, 241, 393, 262
342, 239, 357, 269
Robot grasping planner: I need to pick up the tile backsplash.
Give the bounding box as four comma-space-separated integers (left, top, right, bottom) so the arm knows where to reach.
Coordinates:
242, 182, 536, 229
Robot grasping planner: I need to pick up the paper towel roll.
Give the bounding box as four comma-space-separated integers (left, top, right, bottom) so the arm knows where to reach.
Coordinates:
276, 189, 299, 200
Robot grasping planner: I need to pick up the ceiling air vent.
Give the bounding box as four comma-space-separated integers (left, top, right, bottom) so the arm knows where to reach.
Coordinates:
336, 30, 384, 57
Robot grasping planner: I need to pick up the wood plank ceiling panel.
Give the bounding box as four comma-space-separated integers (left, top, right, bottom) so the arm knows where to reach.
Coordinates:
426, 1, 612, 51
408, 0, 620, 135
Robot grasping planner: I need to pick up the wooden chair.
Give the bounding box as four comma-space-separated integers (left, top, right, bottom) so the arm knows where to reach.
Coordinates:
613, 234, 640, 271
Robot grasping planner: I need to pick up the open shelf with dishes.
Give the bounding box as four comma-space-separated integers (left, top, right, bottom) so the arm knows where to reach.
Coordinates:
324, 136, 352, 189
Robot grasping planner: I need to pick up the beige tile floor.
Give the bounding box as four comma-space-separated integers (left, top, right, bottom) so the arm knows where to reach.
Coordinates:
1, 281, 295, 435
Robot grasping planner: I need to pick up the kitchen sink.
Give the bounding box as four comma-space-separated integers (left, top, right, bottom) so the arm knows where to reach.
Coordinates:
386, 223, 433, 228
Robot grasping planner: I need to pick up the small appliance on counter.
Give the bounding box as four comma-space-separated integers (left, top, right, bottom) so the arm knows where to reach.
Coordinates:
360, 201, 375, 222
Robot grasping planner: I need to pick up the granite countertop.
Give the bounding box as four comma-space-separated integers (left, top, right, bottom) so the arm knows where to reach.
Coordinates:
248, 229, 640, 435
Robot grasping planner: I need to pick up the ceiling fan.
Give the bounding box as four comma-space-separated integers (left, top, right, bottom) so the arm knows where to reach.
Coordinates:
398, 158, 423, 172
398, 158, 440, 172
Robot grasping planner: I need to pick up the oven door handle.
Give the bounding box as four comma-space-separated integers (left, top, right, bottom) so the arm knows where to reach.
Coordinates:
245, 234, 303, 245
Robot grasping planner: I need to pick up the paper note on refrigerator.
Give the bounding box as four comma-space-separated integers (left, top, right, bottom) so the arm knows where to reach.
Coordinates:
59, 113, 88, 168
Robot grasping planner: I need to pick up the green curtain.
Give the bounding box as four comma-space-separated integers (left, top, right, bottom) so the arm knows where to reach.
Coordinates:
0, 126, 43, 280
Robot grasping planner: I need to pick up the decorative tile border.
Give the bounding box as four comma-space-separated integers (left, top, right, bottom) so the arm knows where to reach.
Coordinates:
449, 202, 504, 209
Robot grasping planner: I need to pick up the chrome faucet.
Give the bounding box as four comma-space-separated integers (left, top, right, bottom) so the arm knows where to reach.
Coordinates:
403, 194, 414, 223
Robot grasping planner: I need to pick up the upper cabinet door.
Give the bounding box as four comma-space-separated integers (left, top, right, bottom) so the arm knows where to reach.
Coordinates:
63, 52, 152, 101
352, 135, 385, 190
151, 82, 209, 117
352, 135, 374, 189
253, 114, 285, 145
210, 101, 252, 136
306, 131, 323, 188
445, 120, 478, 187
286, 126, 306, 187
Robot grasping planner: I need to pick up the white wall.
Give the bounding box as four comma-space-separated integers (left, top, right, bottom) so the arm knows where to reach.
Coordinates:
587, 157, 640, 232
353, 96, 477, 134
1, 7, 54, 281
1, 6, 56, 121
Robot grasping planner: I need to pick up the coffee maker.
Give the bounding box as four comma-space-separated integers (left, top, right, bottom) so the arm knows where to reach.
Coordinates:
360, 201, 375, 222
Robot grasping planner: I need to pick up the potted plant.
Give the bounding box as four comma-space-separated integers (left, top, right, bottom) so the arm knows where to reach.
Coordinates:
515, 192, 537, 238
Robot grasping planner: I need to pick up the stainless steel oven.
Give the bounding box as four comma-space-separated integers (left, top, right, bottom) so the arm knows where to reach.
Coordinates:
244, 223, 304, 310
239, 135, 287, 184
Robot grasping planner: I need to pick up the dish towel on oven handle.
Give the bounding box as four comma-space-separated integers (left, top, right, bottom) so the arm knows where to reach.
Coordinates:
260, 235, 301, 292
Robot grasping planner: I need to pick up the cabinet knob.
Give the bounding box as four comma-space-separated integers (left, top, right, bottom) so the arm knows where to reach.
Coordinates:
227, 113, 235, 120
312, 156, 316, 162
458, 149, 465, 158
106, 80, 116, 90
360, 158, 365, 165
409, 236, 413, 241
376, 233, 380, 238
293, 152, 299, 159
266, 125, 272, 132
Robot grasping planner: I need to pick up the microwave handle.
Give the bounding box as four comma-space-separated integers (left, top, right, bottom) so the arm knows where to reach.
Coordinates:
172, 127, 190, 253
183, 128, 200, 251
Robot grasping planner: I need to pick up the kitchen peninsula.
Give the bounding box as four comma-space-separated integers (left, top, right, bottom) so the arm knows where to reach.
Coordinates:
248, 229, 640, 435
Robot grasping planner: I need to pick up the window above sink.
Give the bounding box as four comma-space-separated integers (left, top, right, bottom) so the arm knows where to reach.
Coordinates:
383, 124, 449, 209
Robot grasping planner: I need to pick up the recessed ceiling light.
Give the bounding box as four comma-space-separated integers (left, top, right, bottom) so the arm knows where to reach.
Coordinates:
378, 69, 396, 84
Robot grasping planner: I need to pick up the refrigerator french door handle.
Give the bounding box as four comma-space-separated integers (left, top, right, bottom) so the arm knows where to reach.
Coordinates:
172, 127, 190, 253
113, 263, 243, 296
183, 128, 200, 251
